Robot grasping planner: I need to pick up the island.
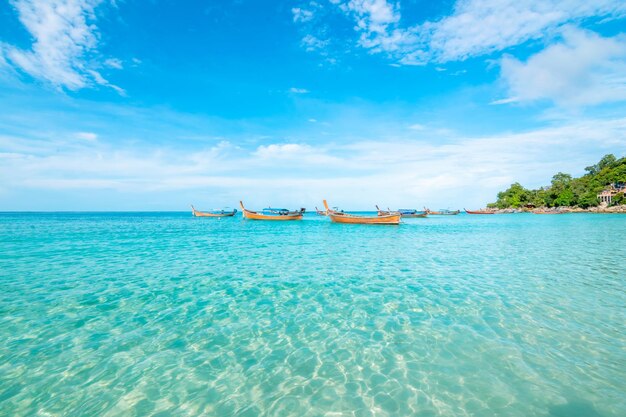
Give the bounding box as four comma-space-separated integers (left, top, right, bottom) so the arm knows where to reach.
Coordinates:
487, 154, 626, 213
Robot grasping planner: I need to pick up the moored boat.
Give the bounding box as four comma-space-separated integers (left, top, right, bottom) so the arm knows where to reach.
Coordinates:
315, 207, 327, 216
191, 205, 237, 217
400, 212, 427, 218
325, 200, 400, 224
376, 206, 427, 218
397, 208, 428, 218
425, 207, 460, 215
464, 208, 495, 215
240, 201, 304, 220
375, 205, 397, 216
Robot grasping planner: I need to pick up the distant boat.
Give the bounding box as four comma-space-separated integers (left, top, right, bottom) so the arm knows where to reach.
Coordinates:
324, 200, 400, 225
315, 207, 327, 216
377, 205, 427, 218
240, 201, 304, 220
425, 207, 460, 215
375, 205, 397, 216
191, 205, 237, 217
464, 209, 495, 215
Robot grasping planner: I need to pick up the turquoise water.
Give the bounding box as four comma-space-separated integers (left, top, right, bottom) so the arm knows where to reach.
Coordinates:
0, 212, 624, 417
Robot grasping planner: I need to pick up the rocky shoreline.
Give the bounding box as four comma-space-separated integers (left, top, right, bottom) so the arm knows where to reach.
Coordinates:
490, 205, 626, 214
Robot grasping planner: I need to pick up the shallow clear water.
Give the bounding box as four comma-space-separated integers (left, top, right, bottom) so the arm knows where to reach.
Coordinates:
0, 212, 624, 417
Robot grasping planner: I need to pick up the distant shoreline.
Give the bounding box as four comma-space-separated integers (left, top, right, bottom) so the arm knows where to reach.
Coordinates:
2, 207, 626, 214
490, 205, 626, 214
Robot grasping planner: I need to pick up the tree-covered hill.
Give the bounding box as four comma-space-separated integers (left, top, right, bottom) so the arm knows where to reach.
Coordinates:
488, 154, 626, 209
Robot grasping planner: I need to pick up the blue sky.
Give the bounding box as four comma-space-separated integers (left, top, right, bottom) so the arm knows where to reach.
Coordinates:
1, 0, 626, 210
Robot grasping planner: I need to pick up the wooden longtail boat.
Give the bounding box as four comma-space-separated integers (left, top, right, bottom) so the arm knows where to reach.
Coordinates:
324, 200, 401, 225
191, 205, 237, 217
378, 206, 428, 218
375, 205, 397, 216
424, 207, 460, 215
315, 207, 328, 216
240, 201, 304, 221
464, 209, 495, 215
399, 211, 428, 218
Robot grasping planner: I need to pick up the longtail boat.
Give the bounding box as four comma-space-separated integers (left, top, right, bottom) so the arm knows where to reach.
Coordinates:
325, 200, 400, 225
191, 205, 237, 217
375, 205, 427, 218
315, 207, 328, 216
240, 201, 304, 221
399, 209, 427, 218
424, 207, 460, 215
375, 205, 398, 216
464, 209, 495, 215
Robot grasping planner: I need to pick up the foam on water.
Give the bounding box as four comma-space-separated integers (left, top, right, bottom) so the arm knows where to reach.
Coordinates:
0, 212, 624, 416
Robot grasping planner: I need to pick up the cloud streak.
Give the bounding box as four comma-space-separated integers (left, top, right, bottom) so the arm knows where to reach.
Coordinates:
2, 116, 625, 209
289, 87, 310, 94
298, 0, 626, 65
0, 0, 122, 92
498, 28, 626, 106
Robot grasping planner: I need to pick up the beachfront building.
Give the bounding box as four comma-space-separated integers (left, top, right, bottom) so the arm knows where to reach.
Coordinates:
597, 183, 626, 205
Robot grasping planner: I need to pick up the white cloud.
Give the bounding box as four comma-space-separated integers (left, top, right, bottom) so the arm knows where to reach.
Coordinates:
0, 0, 122, 92
88, 69, 126, 95
498, 28, 626, 106
255, 143, 310, 158
75, 131, 98, 141
2, 117, 625, 209
104, 58, 123, 69
303, 0, 626, 65
301, 34, 330, 52
421, 0, 625, 62
253, 143, 342, 166
490, 97, 519, 105
289, 87, 310, 94
335, 0, 408, 54
292, 7, 314, 23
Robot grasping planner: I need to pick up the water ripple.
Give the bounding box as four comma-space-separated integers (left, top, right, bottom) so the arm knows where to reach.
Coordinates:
0, 212, 624, 416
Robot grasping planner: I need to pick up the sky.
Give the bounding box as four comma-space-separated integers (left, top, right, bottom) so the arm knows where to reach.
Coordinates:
1, 0, 626, 211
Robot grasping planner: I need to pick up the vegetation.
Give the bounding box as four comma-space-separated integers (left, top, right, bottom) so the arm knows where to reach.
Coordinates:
488, 154, 626, 209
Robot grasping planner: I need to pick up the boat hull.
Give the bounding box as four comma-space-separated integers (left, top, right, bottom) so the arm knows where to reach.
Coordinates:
377, 211, 425, 218
193, 212, 236, 217
376, 206, 419, 218
242, 210, 303, 220
240, 201, 303, 221
329, 213, 401, 224
465, 209, 495, 215
191, 206, 237, 217
400, 213, 428, 218
326, 202, 400, 224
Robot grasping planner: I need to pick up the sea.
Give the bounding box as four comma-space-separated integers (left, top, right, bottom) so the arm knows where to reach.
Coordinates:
0, 212, 624, 417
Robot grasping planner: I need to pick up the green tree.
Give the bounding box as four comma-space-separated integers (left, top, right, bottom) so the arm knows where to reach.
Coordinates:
578, 191, 598, 209
551, 172, 572, 189
492, 182, 531, 208
598, 154, 617, 171
585, 154, 617, 175
489, 154, 624, 209
555, 188, 575, 207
